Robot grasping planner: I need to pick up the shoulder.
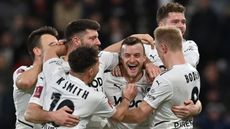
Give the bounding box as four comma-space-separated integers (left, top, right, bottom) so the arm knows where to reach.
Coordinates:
13, 65, 31, 80
183, 40, 198, 47
99, 51, 118, 58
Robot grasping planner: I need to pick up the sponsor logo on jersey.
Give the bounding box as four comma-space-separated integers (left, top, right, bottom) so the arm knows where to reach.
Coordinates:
174, 119, 193, 128
89, 77, 103, 90
33, 86, 43, 98
43, 123, 57, 129
113, 96, 142, 108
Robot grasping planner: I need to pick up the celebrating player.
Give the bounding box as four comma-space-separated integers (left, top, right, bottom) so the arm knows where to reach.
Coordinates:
13, 26, 77, 129
122, 26, 200, 129
42, 44, 137, 129
104, 36, 152, 129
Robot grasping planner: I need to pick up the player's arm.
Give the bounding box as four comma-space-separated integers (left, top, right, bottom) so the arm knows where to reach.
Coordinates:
144, 58, 161, 81
103, 34, 154, 52
122, 101, 154, 123
171, 99, 202, 118
25, 103, 79, 126
15, 48, 43, 90
15, 65, 42, 90
110, 83, 137, 122
184, 40, 199, 67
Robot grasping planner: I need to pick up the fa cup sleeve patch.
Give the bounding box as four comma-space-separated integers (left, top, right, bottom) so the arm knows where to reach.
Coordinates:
33, 86, 43, 98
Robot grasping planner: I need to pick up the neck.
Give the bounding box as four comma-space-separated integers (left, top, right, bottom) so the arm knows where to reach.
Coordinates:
69, 70, 90, 85
164, 51, 186, 69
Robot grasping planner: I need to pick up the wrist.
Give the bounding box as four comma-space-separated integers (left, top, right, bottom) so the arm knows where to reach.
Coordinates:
47, 111, 55, 123
122, 96, 131, 103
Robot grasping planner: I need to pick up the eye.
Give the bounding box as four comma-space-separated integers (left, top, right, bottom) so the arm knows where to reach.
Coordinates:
124, 53, 130, 58
134, 53, 141, 58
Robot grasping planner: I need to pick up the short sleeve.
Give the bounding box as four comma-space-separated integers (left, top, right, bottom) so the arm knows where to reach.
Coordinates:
29, 72, 46, 106
183, 40, 200, 67
99, 51, 119, 70
144, 76, 173, 109
43, 58, 66, 82
13, 66, 29, 84
93, 93, 116, 118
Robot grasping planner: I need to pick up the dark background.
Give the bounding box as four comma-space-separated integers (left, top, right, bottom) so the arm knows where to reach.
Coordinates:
0, 0, 230, 129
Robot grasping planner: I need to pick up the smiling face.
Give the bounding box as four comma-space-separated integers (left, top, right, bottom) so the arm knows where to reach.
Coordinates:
160, 12, 186, 35
120, 43, 146, 78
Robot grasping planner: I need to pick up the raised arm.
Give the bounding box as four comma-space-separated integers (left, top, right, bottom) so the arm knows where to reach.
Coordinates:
15, 53, 42, 90
103, 34, 154, 52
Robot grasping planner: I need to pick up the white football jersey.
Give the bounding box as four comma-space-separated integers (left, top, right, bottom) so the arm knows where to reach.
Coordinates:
144, 40, 199, 68
104, 71, 152, 129
144, 63, 200, 129
30, 51, 119, 129
40, 58, 116, 129
13, 66, 42, 129
88, 51, 119, 92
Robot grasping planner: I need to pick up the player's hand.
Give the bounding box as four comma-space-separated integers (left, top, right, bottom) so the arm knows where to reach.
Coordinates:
112, 65, 122, 77
51, 106, 79, 127
171, 100, 200, 119
123, 83, 137, 102
145, 62, 161, 82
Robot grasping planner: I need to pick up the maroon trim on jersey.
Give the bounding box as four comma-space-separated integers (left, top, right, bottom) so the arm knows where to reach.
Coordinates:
16, 68, 25, 74
33, 86, 43, 98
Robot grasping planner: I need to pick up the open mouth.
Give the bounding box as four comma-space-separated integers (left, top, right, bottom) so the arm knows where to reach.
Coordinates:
128, 64, 137, 71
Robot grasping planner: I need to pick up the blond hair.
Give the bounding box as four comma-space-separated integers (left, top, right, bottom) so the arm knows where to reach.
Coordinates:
154, 26, 182, 51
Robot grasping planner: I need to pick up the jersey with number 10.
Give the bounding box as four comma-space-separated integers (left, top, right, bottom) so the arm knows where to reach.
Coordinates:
144, 63, 200, 129
41, 58, 116, 129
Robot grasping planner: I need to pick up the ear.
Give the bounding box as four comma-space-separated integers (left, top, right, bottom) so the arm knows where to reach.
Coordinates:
33, 47, 42, 57
161, 43, 168, 54
71, 37, 81, 47
158, 20, 166, 27
88, 67, 94, 77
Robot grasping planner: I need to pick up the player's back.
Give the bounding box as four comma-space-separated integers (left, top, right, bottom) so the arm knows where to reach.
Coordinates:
42, 66, 115, 129
150, 63, 200, 129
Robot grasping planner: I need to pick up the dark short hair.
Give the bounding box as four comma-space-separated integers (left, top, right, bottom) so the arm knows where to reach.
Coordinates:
156, 2, 185, 24
65, 19, 100, 41
68, 46, 98, 73
120, 36, 145, 54
27, 26, 58, 60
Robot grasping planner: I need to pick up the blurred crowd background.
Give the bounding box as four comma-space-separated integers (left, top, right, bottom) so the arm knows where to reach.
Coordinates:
0, 0, 230, 129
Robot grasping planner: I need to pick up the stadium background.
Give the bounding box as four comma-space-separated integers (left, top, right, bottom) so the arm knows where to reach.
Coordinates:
0, 0, 230, 128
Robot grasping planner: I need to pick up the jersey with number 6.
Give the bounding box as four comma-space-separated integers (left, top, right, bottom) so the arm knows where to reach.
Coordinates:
144, 63, 200, 129
42, 58, 116, 129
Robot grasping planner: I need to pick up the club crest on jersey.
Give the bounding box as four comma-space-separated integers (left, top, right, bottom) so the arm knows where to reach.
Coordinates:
33, 86, 43, 98
49, 60, 63, 65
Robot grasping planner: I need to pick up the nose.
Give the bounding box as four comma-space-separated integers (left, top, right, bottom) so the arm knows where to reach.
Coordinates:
95, 38, 101, 46
129, 56, 136, 63
177, 22, 186, 34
